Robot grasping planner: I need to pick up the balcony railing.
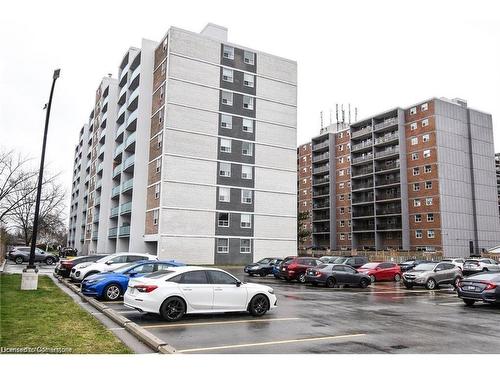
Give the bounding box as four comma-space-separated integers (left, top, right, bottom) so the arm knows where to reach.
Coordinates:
124, 155, 135, 170
374, 117, 398, 131
125, 132, 136, 149
312, 140, 329, 151
92, 230, 98, 240
351, 126, 372, 139
313, 165, 329, 174
351, 154, 373, 165
122, 178, 134, 193
313, 176, 330, 185
375, 162, 400, 172
119, 225, 131, 237
377, 224, 402, 230
376, 193, 401, 201
116, 123, 126, 140
110, 206, 119, 218
120, 201, 132, 214
352, 195, 374, 204
352, 181, 373, 191
112, 164, 122, 178
375, 147, 399, 159
127, 109, 138, 128
111, 185, 121, 198
114, 143, 125, 157
376, 208, 402, 216
374, 132, 399, 145
351, 140, 373, 152
313, 201, 330, 209
313, 215, 330, 221
312, 152, 329, 163
353, 225, 375, 232
352, 210, 375, 218
352, 168, 373, 177
108, 227, 118, 237
313, 189, 329, 197
376, 177, 400, 186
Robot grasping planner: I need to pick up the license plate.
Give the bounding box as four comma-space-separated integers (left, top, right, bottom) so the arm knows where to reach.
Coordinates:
465, 286, 476, 291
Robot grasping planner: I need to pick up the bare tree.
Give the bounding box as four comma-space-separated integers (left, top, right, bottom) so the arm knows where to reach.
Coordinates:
0, 149, 38, 222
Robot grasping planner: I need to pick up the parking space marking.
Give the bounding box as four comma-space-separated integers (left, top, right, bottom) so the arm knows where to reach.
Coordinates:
176, 333, 367, 353
140, 317, 302, 329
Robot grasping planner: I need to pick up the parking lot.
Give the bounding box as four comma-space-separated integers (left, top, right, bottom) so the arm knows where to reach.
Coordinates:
4, 260, 500, 354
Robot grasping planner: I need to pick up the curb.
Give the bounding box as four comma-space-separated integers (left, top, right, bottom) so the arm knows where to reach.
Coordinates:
57, 276, 176, 354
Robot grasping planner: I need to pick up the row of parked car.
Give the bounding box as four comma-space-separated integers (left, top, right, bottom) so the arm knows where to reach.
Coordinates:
243, 255, 500, 305
52, 252, 277, 322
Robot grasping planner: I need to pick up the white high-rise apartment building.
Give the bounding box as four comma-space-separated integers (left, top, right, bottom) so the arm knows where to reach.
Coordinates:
68, 24, 297, 264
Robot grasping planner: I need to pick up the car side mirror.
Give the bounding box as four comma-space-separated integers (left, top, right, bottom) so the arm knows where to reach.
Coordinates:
128, 272, 137, 277
105, 261, 113, 265
236, 281, 242, 287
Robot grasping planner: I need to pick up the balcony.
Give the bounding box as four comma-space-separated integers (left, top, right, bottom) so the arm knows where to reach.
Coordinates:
94, 196, 101, 206
313, 213, 330, 222
351, 140, 373, 152
312, 152, 329, 163
374, 117, 398, 132
112, 164, 122, 178
352, 209, 375, 218
123, 155, 135, 171
98, 144, 105, 157
351, 181, 373, 191
376, 207, 402, 216
313, 176, 330, 186
351, 126, 372, 139
110, 206, 119, 218
352, 224, 375, 232
352, 195, 374, 205
118, 85, 127, 105
313, 200, 330, 210
119, 64, 129, 82
376, 192, 401, 201
376, 177, 400, 187
374, 132, 399, 145
312, 165, 329, 175
351, 167, 373, 178
313, 188, 329, 197
117, 103, 126, 124
114, 142, 125, 158
122, 178, 134, 193
375, 146, 399, 159
128, 86, 140, 108
118, 225, 131, 237
130, 67, 140, 86
312, 140, 329, 151
92, 230, 98, 240
108, 227, 118, 237
375, 161, 400, 173
125, 132, 136, 150
97, 162, 103, 174
351, 154, 373, 165
120, 201, 132, 215
377, 224, 402, 231
95, 180, 102, 191
127, 109, 138, 130
101, 112, 108, 127
111, 185, 121, 198
313, 226, 330, 234
116, 123, 126, 141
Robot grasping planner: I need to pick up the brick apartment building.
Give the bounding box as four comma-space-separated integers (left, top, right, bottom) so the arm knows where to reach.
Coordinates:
297, 142, 312, 249
300, 97, 500, 257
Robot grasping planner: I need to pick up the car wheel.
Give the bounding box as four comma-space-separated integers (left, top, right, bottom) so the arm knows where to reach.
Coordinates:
483, 268, 489, 272
249, 294, 269, 317
15, 256, 24, 264
359, 279, 369, 289
298, 273, 306, 284
452, 277, 461, 289
325, 277, 336, 288
370, 275, 376, 283
160, 297, 186, 322
394, 274, 401, 282
104, 284, 121, 301
259, 271, 267, 277
425, 278, 436, 290
404, 283, 413, 289
45, 257, 55, 265
463, 299, 475, 307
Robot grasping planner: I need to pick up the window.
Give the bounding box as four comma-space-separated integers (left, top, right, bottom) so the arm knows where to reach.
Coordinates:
242, 165, 252, 179
413, 167, 420, 176
339, 194, 344, 201
153, 209, 159, 225
220, 138, 232, 153
339, 170, 344, 176
338, 144, 344, 151
242, 142, 253, 156
415, 214, 422, 223
410, 122, 417, 130
219, 162, 231, 177
423, 149, 431, 158
423, 134, 430, 142
424, 165, 432, 173
240, 239, 251, 253
244, 51, 255, 65
410, 107, 417, 115
240, 214, 251, 228
157, 133, 163, 149
339, 182, 345, 189
340, 233, 345, 240
339, 220, 345, 228
411, 137, 418, 145
160, 86, 165, 100
413, 183, 420, 191
241, 189, 252, 204
421, 103, 428, 111
422, 119, 429, 127
154, 184, 160, 199
427, 213, 434, 222
222, 68, 233, 82
218, 212, 230, 227
217, 238, 229, 253
158, 110, 163, 123
181, 271, 209, 284
160, 62, 166, 75
339, 207, 345, 214
428, 230, 435, 239
223, 45, 234, 60
414, 199, 421, 207
221, 114, 232, 129
415, 230, 423, 239
425, 181, 432, 189
209, 270, 237, 284
219, 187, 230, 202
221, 91, 233, 106
348, 233, 352, 240
243, 96, 254, 110
426, 197, 433, 206
244, 73, 254, 87
411, 152, 419, 160
242, 118, 254, 133
155, 158, 161, 173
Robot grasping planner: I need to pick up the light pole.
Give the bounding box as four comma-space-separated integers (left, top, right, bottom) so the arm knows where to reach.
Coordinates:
21, 69, 61, 290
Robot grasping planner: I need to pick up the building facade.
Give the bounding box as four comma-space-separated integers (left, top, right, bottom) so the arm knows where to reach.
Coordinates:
297, 142, 312, 250
301, 98, 500, 257
496, 152, 500, 217
68, 24, 297, 264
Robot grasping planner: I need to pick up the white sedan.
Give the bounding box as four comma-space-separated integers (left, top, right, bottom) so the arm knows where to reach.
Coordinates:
124, 266, 277, 321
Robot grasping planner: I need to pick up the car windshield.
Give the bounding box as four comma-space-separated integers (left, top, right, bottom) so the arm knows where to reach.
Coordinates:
360, 263, 379, 269
316, 264, 329, 269
112, 264, 135, 274
465, 260, 479, 264
257, 258, 272, 264
413, 263, 435, 271
333, 257, 347, 264
401, 261, 414, 265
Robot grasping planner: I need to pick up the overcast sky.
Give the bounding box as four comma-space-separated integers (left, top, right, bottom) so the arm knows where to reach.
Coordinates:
1, 0, 499, 212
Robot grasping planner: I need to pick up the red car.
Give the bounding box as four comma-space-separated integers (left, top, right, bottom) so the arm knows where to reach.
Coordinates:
357, 262, 402, 282
279, 257, 322, 283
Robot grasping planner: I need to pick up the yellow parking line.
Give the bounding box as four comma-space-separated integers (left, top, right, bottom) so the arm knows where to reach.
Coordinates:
177, 333, 366, 353
140, 317, 302, 329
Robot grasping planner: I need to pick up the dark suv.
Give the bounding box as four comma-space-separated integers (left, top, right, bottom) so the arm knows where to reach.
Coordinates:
8, 246, 59, 265
332, 256, 368, 269
279, 257, 322, 283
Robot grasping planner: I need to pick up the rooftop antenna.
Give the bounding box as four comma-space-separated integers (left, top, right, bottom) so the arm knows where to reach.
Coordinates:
320, 111, 324, 132
329, 109, 333, 126
335, 104, 339, 125
348, 103, 351, 125
355, 107, 358, 122
341, 104, 345, 125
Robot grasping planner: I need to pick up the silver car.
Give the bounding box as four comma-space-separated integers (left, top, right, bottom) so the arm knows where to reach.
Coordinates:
462, 258, 500, 275
402, 262, 462, 290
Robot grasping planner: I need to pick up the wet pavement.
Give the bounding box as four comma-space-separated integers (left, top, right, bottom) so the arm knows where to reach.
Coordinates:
96, 268, 500, 354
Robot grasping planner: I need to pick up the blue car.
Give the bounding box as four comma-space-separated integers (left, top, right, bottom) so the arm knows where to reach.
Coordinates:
81, 260, 185, 301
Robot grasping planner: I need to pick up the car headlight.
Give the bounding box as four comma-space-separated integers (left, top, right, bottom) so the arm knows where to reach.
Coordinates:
79, 264, 90, 269
87, 278, 105, 284
251, 266, 260, 270
268, 288, 274, 295
415, 278, 425, 283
